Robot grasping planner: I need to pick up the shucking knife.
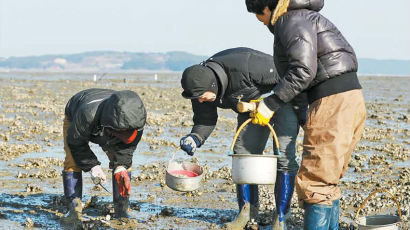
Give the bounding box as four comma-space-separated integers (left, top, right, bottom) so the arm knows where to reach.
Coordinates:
92, 176, 112, 194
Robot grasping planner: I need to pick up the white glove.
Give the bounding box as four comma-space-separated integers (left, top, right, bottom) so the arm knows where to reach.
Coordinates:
90, 165, 106, 184
114, 165, 127, 174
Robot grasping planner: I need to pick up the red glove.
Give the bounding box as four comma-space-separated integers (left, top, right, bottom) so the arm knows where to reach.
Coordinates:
114, 166, 131, 197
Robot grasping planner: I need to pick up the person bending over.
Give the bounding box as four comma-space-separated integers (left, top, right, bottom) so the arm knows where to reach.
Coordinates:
62, 88, 146, 226
179, 47, 307, 229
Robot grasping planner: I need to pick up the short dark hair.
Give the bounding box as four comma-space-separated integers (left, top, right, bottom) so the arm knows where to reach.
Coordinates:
245, 0, 279, 14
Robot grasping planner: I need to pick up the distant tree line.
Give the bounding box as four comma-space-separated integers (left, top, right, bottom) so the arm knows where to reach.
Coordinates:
0, 51, 409, 75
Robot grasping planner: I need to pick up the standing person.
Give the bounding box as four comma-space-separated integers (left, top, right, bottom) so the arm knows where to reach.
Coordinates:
245, 0, 366, 229
179, 47, 307, 229
62, 88, 146, 226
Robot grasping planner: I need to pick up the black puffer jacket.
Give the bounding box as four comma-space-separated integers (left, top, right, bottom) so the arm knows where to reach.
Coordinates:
189, 47, 307, 144
264, 0, 360, 108
65, 88, 146, 172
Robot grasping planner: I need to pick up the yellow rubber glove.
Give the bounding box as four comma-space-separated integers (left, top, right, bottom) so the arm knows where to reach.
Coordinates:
250, 100, 274, 126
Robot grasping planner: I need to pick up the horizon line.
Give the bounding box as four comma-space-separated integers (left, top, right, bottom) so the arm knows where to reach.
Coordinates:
1, 50, 409, 62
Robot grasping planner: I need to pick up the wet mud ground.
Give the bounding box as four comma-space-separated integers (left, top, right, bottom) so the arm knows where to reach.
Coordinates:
0, 72, 408, 229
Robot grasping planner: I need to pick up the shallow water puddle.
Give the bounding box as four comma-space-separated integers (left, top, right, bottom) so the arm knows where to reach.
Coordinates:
0, 192, 237, 229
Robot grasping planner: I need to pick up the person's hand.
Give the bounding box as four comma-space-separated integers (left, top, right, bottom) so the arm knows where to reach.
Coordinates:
250, 100, 274, 126
90, 165, 107, 184
180, 134, 201, 156
114, 166, 131, 197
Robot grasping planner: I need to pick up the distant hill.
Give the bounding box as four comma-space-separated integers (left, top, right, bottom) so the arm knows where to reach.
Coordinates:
0, 51, 409, 76
0, 51, 208, 72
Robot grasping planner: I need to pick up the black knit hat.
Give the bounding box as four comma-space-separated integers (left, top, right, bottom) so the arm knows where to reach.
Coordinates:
181, 64, 218, 99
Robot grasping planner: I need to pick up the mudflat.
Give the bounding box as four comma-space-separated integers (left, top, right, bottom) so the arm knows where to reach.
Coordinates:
0, 73, 408, 229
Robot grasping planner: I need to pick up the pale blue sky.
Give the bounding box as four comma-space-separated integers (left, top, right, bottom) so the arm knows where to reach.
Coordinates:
1, 0, 409, 60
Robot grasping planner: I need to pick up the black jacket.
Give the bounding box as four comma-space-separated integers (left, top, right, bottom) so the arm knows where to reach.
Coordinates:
189, 47, 307, 144
264, 0, 361, 108
65, 88, 146, 172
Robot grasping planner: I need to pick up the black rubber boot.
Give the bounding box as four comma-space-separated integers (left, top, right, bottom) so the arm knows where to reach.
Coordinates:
113, 171, 131, 219
249, 184, 259, 221
62, 171, 83, 228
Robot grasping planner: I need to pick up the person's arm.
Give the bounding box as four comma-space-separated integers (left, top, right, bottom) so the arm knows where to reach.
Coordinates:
264, 14, 318, 111
111, 130, 143, 170
190, 99, 218, 145
66, 111, 100, 172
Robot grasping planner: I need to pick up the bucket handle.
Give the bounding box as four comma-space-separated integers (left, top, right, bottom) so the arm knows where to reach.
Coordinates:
168, 146, 181, 166
355, 188, 402, 220
229, 118, 280, 155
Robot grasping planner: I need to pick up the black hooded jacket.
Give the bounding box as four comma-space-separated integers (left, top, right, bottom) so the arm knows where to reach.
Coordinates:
264, 0, 361, 109
189, 47, 307, 144
65, 88, 146, 172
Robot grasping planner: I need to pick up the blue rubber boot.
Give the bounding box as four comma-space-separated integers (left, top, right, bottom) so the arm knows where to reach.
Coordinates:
113, 171, 131, 219
237, 184, 251, 210
272, 172, 296, 230
62, 171, 83, 226
303, 202, 332, 230
329, 199, 340, 230
223, 184, 251, 229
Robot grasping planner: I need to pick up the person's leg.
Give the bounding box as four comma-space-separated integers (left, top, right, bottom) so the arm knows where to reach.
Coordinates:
234, 113, 272, 155
105, 148, 132, 218
235, 112, 272, 218
228, 184, 251, 229
328, 199, 340, 230
112, 170, 131, 218
62, 116, 83, 226
273, 103, 300, 174
303, 202, 332, 230
329, 91, 365, 230
271, 103, 300, 230
295, 90, 366, 229
63, 116, 82, 173
224, 113, 271, 229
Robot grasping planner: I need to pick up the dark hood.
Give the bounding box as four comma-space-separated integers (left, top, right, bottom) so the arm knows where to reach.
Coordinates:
288, 0, 324, 12
100, 90, 146, 130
